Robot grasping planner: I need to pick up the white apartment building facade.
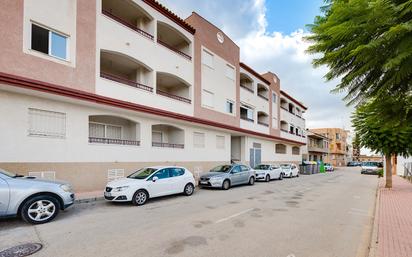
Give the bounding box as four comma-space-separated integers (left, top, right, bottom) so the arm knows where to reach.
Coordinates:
0, 0, 307, 192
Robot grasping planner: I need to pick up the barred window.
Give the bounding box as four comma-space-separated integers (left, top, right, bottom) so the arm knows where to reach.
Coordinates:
28, 108, 66, 138
216, 135, 225, 149
193, 132, 205, 148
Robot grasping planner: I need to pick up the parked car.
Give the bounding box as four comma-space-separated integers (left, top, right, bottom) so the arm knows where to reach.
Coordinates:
0, 169, 75, 224
199, 164, 255, 190
324, 163, 334, 171
254, 164, 284, 182
361, 162, 383, 175
347, 161, 359, 166
104, 166, 195, 206
280, 164, 299, 178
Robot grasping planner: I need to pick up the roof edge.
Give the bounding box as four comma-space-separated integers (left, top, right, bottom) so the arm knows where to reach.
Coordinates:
280, 90, 307, 110
239, 62, 271, 85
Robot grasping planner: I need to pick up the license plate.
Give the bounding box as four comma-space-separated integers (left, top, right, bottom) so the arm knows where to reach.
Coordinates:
200, 181, 208, 184
104, 192, 111, 197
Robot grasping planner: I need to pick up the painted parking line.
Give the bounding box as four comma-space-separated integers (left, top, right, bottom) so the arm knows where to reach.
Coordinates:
215, 208, 255, 224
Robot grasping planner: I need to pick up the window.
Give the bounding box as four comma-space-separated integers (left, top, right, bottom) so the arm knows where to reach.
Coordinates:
292, 146, 300, 155
336, 133, 341, 140
240, 165, 250, 172
226, 100, 234, 114
153, 169, 170, 180
231, 166, 241, 173
193, 132, 205, 148
28, 171, 56, 180
225, 65, 235, 80
289, 125, 295, 134
170, 168, 185, 177
272, 93, 277, 103
240, 105, 254, 121
28, 108, 66, 138
31, 23, 68, 60
275, 144, 286, 154
152, 131, 163, 143
202, 49, 214, 68
107, 169, 125, 182
202, 90, 214, 108
216, 135, 225, 149
89, 123, 122, 139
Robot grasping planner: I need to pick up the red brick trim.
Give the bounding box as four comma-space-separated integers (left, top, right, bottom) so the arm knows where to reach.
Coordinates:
280, 90, 307, 110
0, 72, 305, 145
239, 62, 270, 85
142, 0, 196, 34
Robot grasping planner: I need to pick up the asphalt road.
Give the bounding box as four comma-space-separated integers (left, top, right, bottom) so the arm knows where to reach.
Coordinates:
0, 167, 378, 257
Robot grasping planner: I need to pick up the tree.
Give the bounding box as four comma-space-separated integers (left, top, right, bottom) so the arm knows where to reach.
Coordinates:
352, 95, 412, 187
307, 0, 412, 187
306, 0, 412, 105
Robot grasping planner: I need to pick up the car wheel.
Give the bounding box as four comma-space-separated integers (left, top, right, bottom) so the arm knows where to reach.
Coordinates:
184, 183, 194, 196
249, 177, 255, 185
265, 174, 270, 182
21, 195, 60, 224
222, 180, 230, 190
132, 190, 149, 206
279, 173, 283, 180
297, 173, 299, 177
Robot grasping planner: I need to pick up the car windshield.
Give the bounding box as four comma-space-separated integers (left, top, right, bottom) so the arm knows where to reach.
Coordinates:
0, 169, 16, 177
210, 165, 232, 173
280, 164, 290, 168
255, 164, 270, 170
127, 168, 158, 179
364, 162, 378, 167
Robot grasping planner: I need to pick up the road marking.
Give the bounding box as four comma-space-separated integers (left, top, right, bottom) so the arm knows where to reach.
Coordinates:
350, 208, 368, 213
215, 208, 255, 224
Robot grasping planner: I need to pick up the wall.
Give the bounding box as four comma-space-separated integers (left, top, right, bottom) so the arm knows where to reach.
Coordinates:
0, 0, 96, 92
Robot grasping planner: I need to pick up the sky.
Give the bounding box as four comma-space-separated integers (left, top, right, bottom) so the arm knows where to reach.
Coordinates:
160, 0, 354, 131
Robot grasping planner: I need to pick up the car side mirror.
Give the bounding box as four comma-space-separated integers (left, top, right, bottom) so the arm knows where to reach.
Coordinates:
152, 176, 158, 182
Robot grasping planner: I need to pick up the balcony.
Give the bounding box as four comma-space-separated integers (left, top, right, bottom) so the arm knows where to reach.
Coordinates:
257, 84, 269, 101
89, 115, 140, 146
102, 0, 154, 40
152, 124, 184, 149
257, 111, 269, 127
157, 21, 192, 60
240, 73, 254, 93
156, 72, 191, 104
100, 51, 153, 92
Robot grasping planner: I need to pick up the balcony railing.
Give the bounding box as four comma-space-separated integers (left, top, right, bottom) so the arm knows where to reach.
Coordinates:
240, 116, 254, 123
257, 94, 269, 101
89, 137, 140, 146
156, 89, 191, 104
280, 128, 289, 132
102, 9, 154, 40
257, 121, 269, 127
152, 142, 184, 148
240, 84, 254, 93
157, 39, 192, 60
280, 106, 288, 111
101, 72, 153, 92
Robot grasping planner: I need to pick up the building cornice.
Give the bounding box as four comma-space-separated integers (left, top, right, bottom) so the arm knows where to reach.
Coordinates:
142, 0, 196, 34
239, 62, 270, 85
0, 72, 306, 146
280, 90, 307, 110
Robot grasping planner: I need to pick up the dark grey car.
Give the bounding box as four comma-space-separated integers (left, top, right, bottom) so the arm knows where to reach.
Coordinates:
199, 164, 256, 190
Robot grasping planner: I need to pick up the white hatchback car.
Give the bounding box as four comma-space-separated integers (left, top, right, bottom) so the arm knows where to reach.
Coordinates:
280, 164, 299, 178
254, 164, 284, 182
104, 166, 195, 206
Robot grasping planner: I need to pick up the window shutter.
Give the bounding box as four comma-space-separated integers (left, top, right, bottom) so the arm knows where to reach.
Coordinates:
28, 108, 66, 138
216, 135, 225, 149
193, 132, 205, 148
89, 123, 105, 138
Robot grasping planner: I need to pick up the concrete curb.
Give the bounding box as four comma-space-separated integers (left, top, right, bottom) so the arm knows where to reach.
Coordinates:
367, 178, 381, 257
74, 196, 104, 204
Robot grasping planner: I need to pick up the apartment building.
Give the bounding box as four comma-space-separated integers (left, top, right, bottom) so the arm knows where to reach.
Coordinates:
0, 0, 307, 192
310, 128, 349, 166
306, 130, 330, 162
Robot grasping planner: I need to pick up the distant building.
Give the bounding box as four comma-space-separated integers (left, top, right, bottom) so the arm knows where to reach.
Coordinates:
305, 130, 330, 162
359, 155, 383, 162
310, 128, 349, 166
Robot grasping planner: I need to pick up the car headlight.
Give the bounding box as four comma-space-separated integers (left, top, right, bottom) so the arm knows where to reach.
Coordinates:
114, 186, 129, 192
60, 184, 73, 192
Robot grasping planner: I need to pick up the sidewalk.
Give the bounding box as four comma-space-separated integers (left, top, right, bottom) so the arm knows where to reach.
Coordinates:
374, 176, 412, 257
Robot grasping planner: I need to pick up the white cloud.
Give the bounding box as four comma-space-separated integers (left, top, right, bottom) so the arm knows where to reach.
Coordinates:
160, 0, 353, 130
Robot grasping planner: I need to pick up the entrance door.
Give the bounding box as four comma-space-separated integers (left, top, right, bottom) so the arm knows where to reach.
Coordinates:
249, 148, 261, 168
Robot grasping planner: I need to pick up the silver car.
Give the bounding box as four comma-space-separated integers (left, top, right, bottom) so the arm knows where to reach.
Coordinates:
0, 169, 75, 224
199, 164, 256, 190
